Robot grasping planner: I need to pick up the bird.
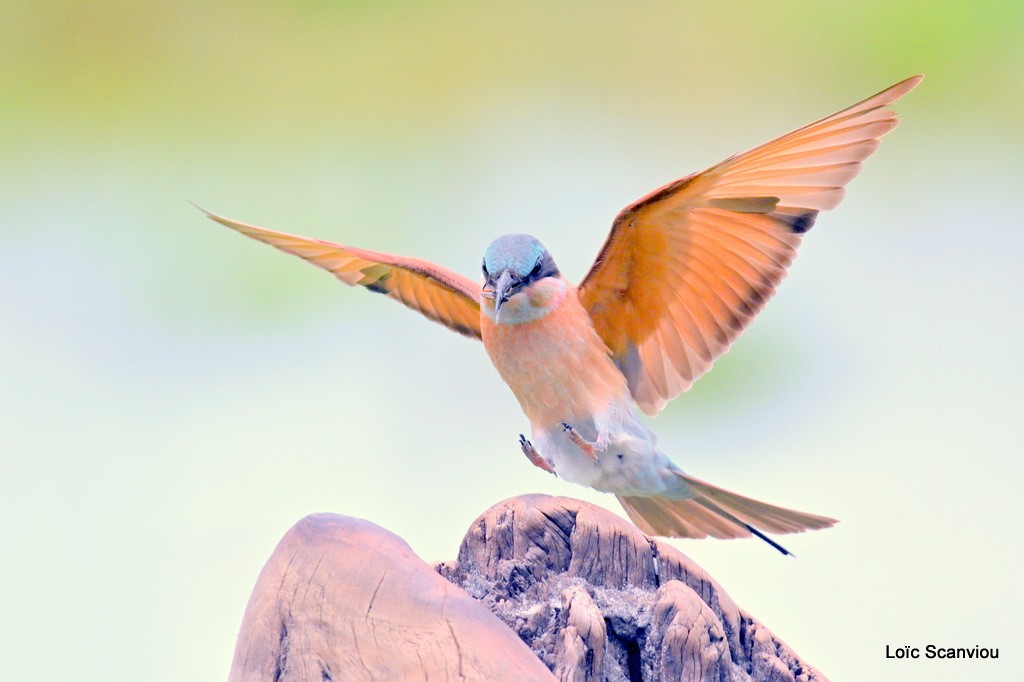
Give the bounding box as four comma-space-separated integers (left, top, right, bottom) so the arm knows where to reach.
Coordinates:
202, 75, 921, 555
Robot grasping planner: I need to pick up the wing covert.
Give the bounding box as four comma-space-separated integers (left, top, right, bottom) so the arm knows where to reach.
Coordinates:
202, 209, 483, 339
578, 76, 922, 415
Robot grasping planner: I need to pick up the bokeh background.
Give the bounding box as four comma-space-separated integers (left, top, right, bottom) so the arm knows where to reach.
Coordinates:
3, 1, 1021, 680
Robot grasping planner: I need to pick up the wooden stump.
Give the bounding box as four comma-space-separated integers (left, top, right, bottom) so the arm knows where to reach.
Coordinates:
230, 497, 828, 681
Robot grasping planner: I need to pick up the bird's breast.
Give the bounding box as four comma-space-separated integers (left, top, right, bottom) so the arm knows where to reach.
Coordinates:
481, 285, 630, 426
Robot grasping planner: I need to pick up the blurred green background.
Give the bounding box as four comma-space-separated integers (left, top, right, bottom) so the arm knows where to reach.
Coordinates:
2, 1, 1021, 680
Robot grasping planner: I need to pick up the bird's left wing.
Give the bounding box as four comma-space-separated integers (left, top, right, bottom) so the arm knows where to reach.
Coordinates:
202, 209, 483, 339
578, 76, 922, 415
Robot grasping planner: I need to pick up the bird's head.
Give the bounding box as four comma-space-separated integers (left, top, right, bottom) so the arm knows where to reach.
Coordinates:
481, 234, 562, 323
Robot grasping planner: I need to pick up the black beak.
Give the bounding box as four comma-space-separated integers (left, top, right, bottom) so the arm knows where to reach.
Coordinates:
493, 270, 514, 323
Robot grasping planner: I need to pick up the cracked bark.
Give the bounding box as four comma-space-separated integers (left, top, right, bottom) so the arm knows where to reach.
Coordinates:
439, 495, 827, 681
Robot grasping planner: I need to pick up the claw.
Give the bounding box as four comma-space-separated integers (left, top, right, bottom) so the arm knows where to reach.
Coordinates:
520, 434, 556, 475
560, 422, 599, 462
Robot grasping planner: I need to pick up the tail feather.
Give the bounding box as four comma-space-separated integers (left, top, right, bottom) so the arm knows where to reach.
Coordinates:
616, 472, 837, 555
676, 472, 837, 534
616, 494, 742, 540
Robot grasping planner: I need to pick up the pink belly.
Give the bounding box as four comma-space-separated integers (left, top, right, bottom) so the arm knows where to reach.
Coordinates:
482, 295, 628, 426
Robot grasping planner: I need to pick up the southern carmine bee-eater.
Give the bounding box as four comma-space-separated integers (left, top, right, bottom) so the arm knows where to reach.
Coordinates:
203, 75, 921, 555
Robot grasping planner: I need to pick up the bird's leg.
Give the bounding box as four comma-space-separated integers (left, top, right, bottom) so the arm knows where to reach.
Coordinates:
559, 422, 601, 462
519, 434, 556, 475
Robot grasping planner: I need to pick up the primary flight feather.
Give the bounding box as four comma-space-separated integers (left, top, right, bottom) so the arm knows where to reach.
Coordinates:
204, 75, 921, 554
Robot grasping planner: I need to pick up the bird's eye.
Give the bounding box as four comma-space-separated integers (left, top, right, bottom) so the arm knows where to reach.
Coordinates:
530, 261, 543, 277
481, 260, 489, 278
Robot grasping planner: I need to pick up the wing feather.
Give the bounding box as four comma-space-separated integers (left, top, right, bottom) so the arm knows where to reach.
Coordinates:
202, 209, 482, 339
579, 76, 921, 414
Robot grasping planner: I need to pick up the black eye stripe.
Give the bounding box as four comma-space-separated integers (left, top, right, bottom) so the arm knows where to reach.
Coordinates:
482, 252, 560, 290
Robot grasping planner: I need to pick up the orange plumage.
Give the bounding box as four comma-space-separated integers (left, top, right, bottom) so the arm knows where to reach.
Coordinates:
481, 278, 627, 426
203, 76, 922, 554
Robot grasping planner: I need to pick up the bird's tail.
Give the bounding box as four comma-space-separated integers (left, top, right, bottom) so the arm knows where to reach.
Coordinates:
616, 472, 837, 555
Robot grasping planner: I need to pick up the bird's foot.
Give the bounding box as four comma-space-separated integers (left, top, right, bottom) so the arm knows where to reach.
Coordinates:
559, 422, 600, 462
519, 434, 556, 475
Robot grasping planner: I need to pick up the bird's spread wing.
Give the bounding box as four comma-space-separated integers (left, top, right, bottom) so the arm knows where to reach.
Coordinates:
202, 209, 483, 339
578, 76, 922, 415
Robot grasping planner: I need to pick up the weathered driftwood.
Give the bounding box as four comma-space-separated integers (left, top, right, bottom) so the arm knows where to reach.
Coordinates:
437, 495, 827, 682
228, 513, 554, 681
230, 497, 827, 681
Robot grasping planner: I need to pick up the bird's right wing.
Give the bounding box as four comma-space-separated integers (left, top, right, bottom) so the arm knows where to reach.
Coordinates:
202, 209, 483, 339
